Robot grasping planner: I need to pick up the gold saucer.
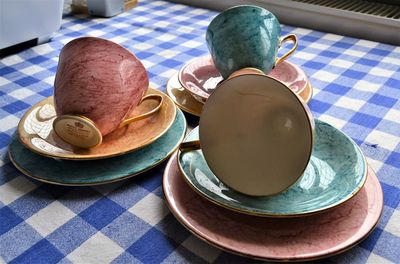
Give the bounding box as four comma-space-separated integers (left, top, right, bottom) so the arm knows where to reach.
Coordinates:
166, 72, 203, 117
17, 88, 176, 160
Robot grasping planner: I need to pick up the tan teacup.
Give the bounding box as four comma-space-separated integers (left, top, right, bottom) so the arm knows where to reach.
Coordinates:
53, 37, 162, 148
181, 73, 314, 196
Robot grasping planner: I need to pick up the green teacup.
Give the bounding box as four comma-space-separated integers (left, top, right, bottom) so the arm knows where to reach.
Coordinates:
206, 5, 297, 79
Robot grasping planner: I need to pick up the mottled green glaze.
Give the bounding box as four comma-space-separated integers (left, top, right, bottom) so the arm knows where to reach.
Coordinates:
206, 5, 281, 79
9, 109, 186, 185
179, 119, 367, 216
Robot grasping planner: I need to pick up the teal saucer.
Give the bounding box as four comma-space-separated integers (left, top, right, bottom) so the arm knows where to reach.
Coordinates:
9, 108, 186, 186
178, 119, 367, 217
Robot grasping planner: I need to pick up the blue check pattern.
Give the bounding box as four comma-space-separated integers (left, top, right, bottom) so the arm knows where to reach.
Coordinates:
1, 0, 400, 263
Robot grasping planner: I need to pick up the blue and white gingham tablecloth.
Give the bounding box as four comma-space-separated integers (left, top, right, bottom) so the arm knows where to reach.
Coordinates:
1, 1, 399, 263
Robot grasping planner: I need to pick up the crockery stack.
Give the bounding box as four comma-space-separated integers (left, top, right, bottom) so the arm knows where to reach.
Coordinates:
9, 37, 187, 186
163, 5, 383, 262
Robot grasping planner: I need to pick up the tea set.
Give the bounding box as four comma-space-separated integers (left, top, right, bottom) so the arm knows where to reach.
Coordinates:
9, 5, 382, 261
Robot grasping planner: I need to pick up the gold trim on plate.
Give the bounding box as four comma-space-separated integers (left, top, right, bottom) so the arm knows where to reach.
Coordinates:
166, 72, 203, 117
9, 108, 187, 186
164, 154, 382, 262
176, 131, 368, 217
17, 88, 176, 160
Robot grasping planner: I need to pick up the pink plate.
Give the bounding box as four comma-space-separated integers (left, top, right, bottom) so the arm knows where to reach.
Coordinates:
163, 153, 383, 262
178, 56, 309, 101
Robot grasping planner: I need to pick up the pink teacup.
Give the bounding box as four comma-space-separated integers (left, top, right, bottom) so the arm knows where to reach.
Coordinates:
53, 37, 162, 148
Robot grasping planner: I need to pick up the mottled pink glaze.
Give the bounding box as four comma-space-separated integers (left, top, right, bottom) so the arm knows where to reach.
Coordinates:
163, 154, 383, 261
178, 56, 221, 99
54, 37, 149, 136
269, 60, 308, 93
178, 56, 308, 100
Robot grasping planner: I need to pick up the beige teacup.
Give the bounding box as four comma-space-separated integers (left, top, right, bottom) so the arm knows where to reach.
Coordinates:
181, 73, 314, 196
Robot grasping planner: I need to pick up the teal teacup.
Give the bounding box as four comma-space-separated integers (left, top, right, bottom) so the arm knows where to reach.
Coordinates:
206, 5, 297, 79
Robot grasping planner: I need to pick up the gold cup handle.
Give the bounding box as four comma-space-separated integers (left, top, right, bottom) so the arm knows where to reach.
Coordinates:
179, 139, 201, 152
275, 34, 298, 66
118, 94, 163, 128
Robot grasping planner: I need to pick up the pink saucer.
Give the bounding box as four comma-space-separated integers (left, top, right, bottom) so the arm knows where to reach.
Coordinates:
163, 153, 383, 262
178, 56, 309, 102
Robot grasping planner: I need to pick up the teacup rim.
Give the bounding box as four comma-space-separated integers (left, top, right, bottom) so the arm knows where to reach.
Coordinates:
207, 5, 279, 31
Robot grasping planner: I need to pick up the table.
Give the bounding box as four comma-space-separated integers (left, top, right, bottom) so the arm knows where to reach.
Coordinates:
0, 0, 399, 263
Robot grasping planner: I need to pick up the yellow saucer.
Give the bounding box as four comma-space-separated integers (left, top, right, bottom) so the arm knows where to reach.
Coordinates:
166, 72, 203, 117
17, 88, 176, 160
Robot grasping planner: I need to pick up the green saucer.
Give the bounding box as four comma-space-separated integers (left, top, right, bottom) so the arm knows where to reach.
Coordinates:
9, 108, 186, 186
178, 119, 367, 217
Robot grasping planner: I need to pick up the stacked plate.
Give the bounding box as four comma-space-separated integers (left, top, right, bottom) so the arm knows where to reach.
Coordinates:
167, 56, 313, 117
163, 120, 383, 261
9, 88, 187, 186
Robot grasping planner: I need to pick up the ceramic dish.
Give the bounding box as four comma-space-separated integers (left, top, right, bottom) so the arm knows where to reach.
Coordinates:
198, 74, 314, 196
178, 56, 311, 103
166, 72, 203, 117
17, 88, 176, 160
178, 119, 367, 216
165, 153, 383, 262
8, 109, 186, 186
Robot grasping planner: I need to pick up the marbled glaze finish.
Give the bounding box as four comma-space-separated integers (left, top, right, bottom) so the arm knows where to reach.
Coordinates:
54, 37, 149, 136
206, 6, 281, 79
9, 109, 186, 185
167, 73, 203, 117
17, 89, 176, 160
178, 56, 222, 97
178, 119, 367, 216
269, 59, 308, 94
178, 56, 311, 103
165, 153, 383, 261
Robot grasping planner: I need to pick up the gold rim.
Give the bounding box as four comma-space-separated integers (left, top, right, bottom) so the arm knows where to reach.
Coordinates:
176, 126, 368, 217
164, 159, 383, 262
302, 81, 313, 104
9, 108, 187, 186
17, 88, 177, 160
166, 73, 202, 117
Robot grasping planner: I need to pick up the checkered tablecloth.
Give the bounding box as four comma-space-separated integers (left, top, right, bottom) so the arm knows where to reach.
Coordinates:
1, 0, 399, 263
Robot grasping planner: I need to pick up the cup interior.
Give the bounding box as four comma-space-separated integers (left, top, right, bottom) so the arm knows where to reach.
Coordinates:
199, 74, 313, 196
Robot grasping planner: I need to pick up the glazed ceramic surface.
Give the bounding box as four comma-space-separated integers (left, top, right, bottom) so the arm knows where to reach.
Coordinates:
166, 72, 203, 117
178, 56, 222, 97
179, 118, 367, 216
206, 6, 296, 78
17, 89, 176, 160
9, 109, 186, 186
178, 56, 311, 103
198, 74, 314, 196
55, 37, 149, 136
166, 153, 383, 261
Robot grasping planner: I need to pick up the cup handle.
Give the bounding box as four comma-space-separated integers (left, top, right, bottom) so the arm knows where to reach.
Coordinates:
118, 94, 163, 128
179, 140, 201, 152
275, 34, 298, 66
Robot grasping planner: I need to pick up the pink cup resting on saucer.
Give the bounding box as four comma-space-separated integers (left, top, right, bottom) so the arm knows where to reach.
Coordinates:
54, 37, 149, 137
178, 56, 309, 102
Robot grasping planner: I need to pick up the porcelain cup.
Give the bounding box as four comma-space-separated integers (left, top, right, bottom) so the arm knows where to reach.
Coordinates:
181, 73, 314, 196
206, 5, 297, 79
53, 37, 163, 148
